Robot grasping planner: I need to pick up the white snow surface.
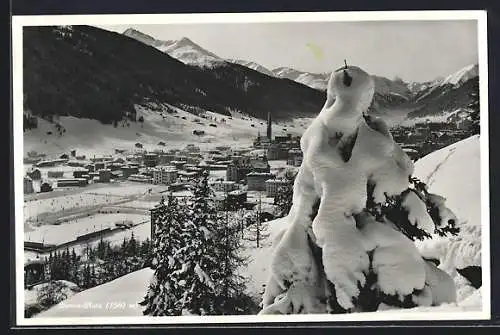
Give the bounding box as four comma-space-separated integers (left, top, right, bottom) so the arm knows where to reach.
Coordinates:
401, 191, 435, 234
414, 135, 482, 303
35, 268, 154, 317
24, 104, 306, 158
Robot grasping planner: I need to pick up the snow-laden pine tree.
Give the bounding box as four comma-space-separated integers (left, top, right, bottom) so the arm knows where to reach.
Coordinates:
179, 171, 249, 315
140, 195, 188, 316
141, 173, 250, 316
260, 65, 460, 314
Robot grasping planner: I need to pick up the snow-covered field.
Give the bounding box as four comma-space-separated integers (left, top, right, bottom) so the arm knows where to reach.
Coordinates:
117, 200, 159, 210
25, 213, 148, 245
82, 182, 168, 197
24, 193, 123, 222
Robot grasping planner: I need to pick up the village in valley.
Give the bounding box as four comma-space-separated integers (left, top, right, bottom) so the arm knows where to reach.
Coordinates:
23, 106, 476, 293
23, 112, 306, 306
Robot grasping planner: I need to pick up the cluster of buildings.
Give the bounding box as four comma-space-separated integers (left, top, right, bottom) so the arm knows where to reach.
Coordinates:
253, 112, 303, 167
391, 121, 473, 160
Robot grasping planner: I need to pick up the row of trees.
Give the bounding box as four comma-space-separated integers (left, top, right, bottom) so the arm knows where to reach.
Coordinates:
45, 234, 152, 289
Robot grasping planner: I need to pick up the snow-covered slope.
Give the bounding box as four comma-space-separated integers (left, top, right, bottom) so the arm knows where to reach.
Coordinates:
414, 64, 478, 103
23, 104, 309, 157
35, 268, 154, 317
441, 64, 479, 87
228, 59, 275, 77
372, 76, 411, 101
414, 135, 480, 227
414, 135, 483, 304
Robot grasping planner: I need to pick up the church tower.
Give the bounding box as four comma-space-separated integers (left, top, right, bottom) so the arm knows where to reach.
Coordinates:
267, 111, 272, 140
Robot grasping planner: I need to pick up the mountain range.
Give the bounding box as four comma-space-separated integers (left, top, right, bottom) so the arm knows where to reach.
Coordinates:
122, 28, 415, 109
122, 28, 479, 118
23, 25, 479, 129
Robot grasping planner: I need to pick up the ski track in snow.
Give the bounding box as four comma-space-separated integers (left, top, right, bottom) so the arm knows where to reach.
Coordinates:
423, 147, 457, 187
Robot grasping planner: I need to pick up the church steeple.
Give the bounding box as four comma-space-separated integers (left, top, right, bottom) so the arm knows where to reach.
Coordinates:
267, 111, 272, 140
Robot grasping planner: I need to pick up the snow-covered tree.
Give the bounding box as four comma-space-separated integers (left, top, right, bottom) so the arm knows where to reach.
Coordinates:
140, 195, 187, 316
179, 172, 248, 315
260, 65, 460, 315
141, 174, 251, 316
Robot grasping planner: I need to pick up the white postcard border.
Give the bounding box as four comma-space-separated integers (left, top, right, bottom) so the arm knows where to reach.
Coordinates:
12, 10, 490, 326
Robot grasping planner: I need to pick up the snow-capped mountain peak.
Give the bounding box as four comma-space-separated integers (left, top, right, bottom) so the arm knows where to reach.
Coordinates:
227, 59, 275, 77
441, 64, 479, 87
157, 36, 224, 68
122, 28, 225, 68
413, 63, 479, 104
122, 28, 157, 44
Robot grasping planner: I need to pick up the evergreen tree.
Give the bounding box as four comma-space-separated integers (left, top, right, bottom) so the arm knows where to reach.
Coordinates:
121, 237, 128, 256
179, 172, 226, 315
128, 232, 138, 257
141, 173, 252, 316
140, 195, 188, 316
215, 206, 250, 314
97, 237, 106, 260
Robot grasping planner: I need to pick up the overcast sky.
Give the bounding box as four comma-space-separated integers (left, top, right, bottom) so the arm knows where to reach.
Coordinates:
96, 20, 478, 83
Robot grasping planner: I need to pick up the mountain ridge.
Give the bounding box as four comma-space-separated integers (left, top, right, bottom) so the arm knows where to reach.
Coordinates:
23, 25, 326, 126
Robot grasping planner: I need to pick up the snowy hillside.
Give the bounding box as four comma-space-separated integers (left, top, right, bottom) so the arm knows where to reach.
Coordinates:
122, 28, 175, 48
440, 64, 479, 88
414, 135, 483, 304
407, 64, 478, 120
24, 25, 325, 127
272, 67, 306, 80
36, 268, 154, 317
23, 104, 310, 157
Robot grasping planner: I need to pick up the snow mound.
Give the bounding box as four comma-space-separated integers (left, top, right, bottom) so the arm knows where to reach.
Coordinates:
414, 135, 480, 226
35, 268, 154, 317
